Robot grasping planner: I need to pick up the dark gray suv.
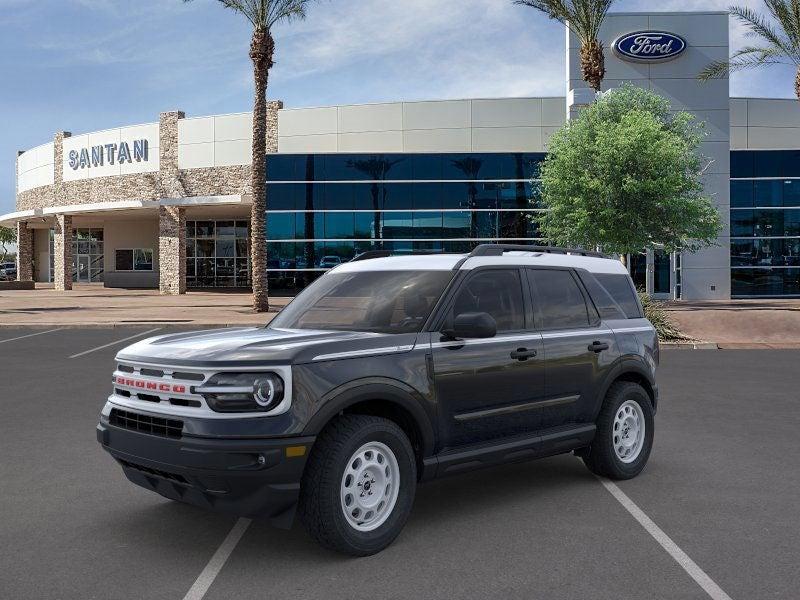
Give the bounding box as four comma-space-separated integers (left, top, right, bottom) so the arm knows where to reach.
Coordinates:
97, 244, 658, 556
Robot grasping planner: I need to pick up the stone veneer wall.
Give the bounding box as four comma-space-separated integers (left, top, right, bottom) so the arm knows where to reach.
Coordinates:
158, 206, 186, 295
53, 214, 73, 291
16, 221, 33, 281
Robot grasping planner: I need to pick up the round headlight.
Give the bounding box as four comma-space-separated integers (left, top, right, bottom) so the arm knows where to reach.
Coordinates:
254, 378, 276, 407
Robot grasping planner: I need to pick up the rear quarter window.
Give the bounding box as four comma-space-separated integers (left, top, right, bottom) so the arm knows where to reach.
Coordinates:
593, 273, 643, 319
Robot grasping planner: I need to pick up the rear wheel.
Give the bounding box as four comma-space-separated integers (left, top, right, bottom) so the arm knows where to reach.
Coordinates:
299, 414, 416, 556
582, 382, 654, 480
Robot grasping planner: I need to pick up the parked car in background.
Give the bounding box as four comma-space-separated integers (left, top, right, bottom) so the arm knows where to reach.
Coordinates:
319, 255, 343, 268
0, 262, 16, 280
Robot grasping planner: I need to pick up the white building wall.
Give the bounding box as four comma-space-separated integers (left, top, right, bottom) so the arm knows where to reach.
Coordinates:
61, 123, 160, 182
568, 11, 731, 300
730, 98, 800, 150
17, 142, 55, 193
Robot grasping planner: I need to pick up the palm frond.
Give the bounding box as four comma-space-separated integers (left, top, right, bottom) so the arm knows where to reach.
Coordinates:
730, 5, 800, 64
515, 0, 615, 43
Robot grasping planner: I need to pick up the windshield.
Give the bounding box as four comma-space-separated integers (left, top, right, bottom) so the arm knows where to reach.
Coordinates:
269, 270, 454, 334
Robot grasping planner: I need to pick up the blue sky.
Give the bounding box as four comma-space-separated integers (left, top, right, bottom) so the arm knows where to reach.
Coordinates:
1, 0, 797, 215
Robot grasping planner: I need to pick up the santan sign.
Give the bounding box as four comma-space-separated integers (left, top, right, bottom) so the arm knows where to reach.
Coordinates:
613, 31, 687, 62
67, 139, 149, 170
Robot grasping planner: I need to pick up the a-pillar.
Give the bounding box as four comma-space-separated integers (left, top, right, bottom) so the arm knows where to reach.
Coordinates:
16, 221, 33, 282
53, 214, 73, 291
158, 205, 186, 295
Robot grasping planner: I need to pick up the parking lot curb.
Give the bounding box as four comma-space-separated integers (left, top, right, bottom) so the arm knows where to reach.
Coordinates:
661, 341, 719, 350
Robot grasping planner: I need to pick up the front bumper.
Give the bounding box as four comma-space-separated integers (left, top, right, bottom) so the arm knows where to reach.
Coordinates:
97, 413, 314, 528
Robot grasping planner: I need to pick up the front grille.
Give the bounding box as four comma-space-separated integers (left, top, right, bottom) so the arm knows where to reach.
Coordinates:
109, 408, 183, 439
118, 459, 188, 484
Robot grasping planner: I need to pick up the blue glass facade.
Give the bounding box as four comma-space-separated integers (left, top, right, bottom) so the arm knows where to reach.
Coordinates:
731, 151, 800, 297
264, 153, 545, 291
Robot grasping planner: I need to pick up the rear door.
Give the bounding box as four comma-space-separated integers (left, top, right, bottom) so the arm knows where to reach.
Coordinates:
430, 267, 546, 447
526, 268, 619, 429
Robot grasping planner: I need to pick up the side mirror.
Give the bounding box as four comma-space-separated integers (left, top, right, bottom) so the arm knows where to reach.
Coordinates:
445, 312, 497, 339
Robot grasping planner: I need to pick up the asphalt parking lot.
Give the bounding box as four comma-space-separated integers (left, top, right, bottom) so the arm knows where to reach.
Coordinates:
1, 327, 798, 600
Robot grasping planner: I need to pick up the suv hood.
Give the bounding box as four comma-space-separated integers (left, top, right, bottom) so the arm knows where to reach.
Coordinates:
115, 327, 410, 367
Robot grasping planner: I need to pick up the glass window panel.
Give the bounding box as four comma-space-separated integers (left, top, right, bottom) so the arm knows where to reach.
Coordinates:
781, 150, 800, 177
446, 269, 525, 331
267, 184, 299, 210
785, 210, 800, 236
441, 183, 469, 209
235, 259, 250, 281
325, 213, 355, 239
134, 249, 153, 271
216, 221, 235, 237
299, 183, 324, 211
215, 257, 235, 276
236, 238, 249, 258
753, 210, 784, 236
266, 154, 298, 181
216, 239, 235, 258
382, 212, 413, 239
445, 155, 485, 180
730, 151, 754, 178
355, 213, 377, 239
730, 180, 754, 208
186, 221, 196, 238
342, 154, 410, 180
783, 180, 800, 207
324, 241, 355, 261
267, 242, 296, 269
754, 151, 783, 177
413, 212, 442, 238
196, 239, 215, 257
514, 153, 545, 180
186, 258, 196, 277
412, 154, 443, 180
115, 249, 133, 271
442, 212, 472, 237
77, 241, 90, 255
754, 180, 783, 207
731, 210, 754, 237
195, 221, 215, 237
382, 183, 413, 210
266, 213, 295, 240
529, 269, 590, 329
235, 221, 249, 237
353, 183, 380, 210
324, 183, 354, 210
499, 211, 529, 238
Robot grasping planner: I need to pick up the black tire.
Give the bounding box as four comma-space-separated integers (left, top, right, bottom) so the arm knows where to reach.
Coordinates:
298, 414, 417, 556
582, 382, 654, 480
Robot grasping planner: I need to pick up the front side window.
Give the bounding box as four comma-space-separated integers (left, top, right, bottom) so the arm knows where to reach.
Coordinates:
528, 269, 590, 329
445, 269, 525, 332
269, 270, 454, 334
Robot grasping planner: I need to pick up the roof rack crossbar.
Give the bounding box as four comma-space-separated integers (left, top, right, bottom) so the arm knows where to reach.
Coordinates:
467, 244, 608, 259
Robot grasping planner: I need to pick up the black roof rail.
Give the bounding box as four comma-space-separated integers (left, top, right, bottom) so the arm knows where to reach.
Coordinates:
350, 249, 449, 262
468, 243, 608, 259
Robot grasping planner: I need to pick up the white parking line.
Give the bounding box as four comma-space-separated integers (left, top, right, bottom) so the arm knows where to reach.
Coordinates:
68, 328, 162, 359
597, 476, 734, 600
0, 328, 63, 345
182, 518, 252, 600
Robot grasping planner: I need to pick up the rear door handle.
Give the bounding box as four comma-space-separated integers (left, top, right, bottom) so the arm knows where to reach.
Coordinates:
588, 341, 609, 353
511, 348, 538, 361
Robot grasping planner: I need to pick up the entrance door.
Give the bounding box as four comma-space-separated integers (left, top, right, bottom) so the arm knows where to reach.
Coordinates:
652, 250, 672, 299
77, 255, 90, 282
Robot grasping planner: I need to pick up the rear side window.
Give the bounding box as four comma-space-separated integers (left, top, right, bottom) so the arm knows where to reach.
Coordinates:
577, 271, 627, 320
594, 273, 642, 319
528, 269, 590, 329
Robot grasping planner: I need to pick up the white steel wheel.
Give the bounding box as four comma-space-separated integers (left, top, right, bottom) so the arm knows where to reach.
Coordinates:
613, 399, 646, 463
340, 441, 400, 532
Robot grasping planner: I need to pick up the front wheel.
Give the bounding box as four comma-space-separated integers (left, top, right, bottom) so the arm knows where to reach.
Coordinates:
582, 381, 654, 480
299, 414, 417, 556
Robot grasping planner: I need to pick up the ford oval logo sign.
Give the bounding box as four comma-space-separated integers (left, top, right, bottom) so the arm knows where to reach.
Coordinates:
613, 31, 687, 62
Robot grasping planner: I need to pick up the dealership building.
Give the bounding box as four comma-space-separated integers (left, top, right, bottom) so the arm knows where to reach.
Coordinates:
4, 10, 800, 299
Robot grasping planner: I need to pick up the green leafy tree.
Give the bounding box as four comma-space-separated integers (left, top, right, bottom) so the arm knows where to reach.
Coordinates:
184, 0, 315, 311
699, 2, 800, 100
0, 226, 15, 263
537, 84, 722, 263
515, 0, 615, 91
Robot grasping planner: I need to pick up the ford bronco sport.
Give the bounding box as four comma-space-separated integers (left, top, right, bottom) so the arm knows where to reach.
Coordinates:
97, 244, 658, 556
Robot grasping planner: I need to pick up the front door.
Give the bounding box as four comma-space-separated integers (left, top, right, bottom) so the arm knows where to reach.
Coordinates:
77, 255, 90, 282
431, 268, 546, 448
526, 268, 619, 429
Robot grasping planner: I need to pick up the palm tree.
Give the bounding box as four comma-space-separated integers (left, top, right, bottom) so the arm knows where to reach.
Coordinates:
185, 0, 314, 312
699, 2, 800, 101
515, 0, 615, 92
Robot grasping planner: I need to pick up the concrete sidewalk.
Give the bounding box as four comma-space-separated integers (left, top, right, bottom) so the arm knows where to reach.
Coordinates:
0, 284, 287, 327
664, 299, 800, 348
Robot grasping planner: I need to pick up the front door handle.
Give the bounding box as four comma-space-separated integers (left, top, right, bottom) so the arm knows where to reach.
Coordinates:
588, 341, 609, 353
511, 347, 538, 361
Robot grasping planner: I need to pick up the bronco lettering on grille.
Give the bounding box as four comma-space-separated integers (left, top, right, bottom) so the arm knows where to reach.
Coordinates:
113, 376, 186, 394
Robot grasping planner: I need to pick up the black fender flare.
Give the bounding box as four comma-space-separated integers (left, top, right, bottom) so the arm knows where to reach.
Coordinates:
301, 377, 437, 458
592, 356, 657, 420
